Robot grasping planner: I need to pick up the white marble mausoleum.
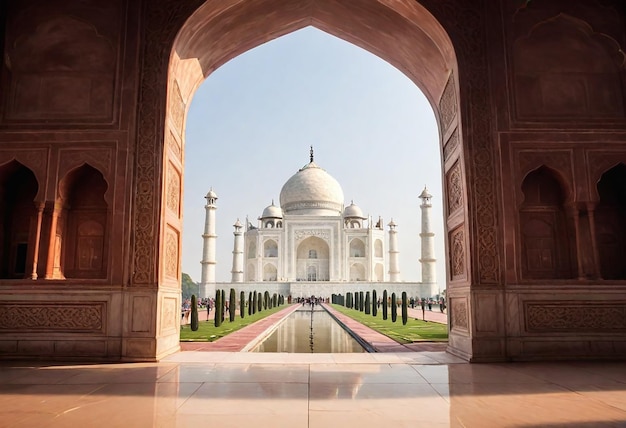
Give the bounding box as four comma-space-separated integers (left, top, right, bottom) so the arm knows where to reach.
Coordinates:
200, 149, 438, 300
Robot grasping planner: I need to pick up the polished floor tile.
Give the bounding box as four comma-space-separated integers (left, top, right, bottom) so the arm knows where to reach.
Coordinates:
0, 352, 625, 428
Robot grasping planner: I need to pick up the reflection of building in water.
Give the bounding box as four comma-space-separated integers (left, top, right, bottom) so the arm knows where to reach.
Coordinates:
200, 148, 438, 299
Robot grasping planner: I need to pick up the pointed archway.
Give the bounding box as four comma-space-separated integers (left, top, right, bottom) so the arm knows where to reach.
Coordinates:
132, 0, 499, 361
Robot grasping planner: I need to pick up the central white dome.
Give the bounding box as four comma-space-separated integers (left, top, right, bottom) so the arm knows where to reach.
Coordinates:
279, 161, 344, 215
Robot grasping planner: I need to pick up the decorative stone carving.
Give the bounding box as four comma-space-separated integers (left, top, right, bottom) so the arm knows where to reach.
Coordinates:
0, 303, 104, 332
0, 149, 48, 198
166, 130, 182, 161
170, 81, 185, 133
443, 127, 459, 161
517, 149, 574, 201
447, 161, 463, 215
425, 0, 500, 284
450, 226, 465, 280
450, 298, 468, 330
587, 151, 626, 199
526, 302, 626, 331
58, 148, 112, 183
294, 230, 329, 241
166, 162, 181, 217
439, 74, 456, 131
165, 226, 179, 279
133, 0, 201, 284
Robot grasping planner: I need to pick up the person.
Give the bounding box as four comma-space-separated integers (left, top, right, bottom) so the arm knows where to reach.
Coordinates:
428, 299, 432, 311
440, 297, 446, 313
182, 299, 191, 324
206, 299, 212, 321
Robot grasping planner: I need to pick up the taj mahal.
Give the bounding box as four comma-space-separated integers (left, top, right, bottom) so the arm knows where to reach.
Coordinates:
199, 148, 438, 300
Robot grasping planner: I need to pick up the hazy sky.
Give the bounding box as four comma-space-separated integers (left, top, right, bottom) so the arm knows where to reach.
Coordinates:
183, 26, 445, 290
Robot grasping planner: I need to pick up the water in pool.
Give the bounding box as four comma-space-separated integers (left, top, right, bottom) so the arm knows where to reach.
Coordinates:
251, 306, 365, 353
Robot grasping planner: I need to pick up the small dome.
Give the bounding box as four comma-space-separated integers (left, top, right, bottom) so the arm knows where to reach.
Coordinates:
205, 188, 218, 199
343, 201, 365, 219
261, 201, 283, 219
419, 187, 432, 199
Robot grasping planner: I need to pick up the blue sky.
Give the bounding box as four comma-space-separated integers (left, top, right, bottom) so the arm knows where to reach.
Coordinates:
183, 26, 445, 290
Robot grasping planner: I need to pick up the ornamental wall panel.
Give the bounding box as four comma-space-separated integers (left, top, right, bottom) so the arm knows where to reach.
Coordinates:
446, 161, 463, 215
2, 0, 126, 125
0, 302, 105, 333
449, 225, 466, 281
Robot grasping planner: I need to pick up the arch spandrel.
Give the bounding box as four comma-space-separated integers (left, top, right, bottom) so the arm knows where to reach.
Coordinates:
171, 0, 456, 109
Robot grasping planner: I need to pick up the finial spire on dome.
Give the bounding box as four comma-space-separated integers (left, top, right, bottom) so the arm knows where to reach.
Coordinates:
310, 146, 314, 163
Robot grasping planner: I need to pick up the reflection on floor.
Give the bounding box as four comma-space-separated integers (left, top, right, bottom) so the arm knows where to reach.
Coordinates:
1, 352, 625, 427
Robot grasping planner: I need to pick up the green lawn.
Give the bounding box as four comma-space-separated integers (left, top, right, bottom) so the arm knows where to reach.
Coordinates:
180, 305, 288, 342
330, 304, 448, 344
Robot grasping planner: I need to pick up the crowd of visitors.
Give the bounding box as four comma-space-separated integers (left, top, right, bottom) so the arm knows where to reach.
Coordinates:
181, 297, 214, 324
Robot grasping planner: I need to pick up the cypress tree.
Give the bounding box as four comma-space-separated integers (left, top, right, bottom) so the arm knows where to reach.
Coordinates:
229, 288, 236, 322
372, 289, 378, 317
263, 291, 269, 310
391, 292, 397, 322
240, 291, 245, 319
190, 294, 199, 331
402, 291, 408, 325
257, 292, 262, 312
365, 291, 371, 315
359, 291, 364, 312
382, 290, 388, 320
272, 293, 277, 308
248, 292, 253, 316
214, 289, 222, 327
252, 291, 257, 314
221, 289, 226, 322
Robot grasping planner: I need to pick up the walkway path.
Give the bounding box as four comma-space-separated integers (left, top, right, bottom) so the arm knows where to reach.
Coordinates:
180, 304, 300, 352
406, 305, 448, 324
182, 303, 449, 353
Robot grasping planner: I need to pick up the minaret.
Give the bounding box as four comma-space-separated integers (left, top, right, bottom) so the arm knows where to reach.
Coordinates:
200, 188, 217, 298
419, 187, 437, 294
231, 219, 244, 283
388, 219, 400, 282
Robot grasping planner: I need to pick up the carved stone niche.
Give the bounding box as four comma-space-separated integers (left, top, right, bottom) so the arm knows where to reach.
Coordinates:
519, 166, 574, 280
513, 14, 625, 120
4, 1, 122, 123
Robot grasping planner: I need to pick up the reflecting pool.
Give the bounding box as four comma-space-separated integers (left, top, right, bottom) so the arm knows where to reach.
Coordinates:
251, 306, 365, 353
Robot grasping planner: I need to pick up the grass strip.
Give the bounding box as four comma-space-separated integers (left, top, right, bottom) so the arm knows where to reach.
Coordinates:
180, 305, 287, 342
330, 304, 448, 344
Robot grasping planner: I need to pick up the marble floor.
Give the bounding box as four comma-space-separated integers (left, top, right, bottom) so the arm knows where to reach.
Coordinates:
1, 352, 625, 428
